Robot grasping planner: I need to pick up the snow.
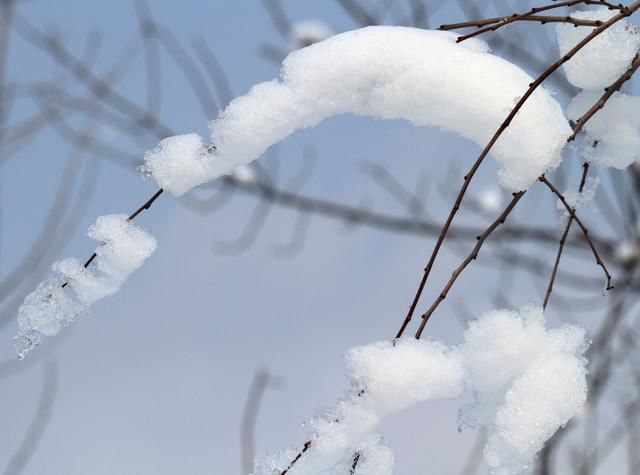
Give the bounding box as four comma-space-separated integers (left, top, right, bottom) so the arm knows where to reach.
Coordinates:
347, 338, 464, 415
14, 215, 156, 359
142, 133, 221, 197
254, 306, 587, 474
270, 339, 463, 474
567, 90, 640, 170
460, 307, 588, 474
556, 7, 640, 90
289, 20, 334, 50
144, 26, 571, 196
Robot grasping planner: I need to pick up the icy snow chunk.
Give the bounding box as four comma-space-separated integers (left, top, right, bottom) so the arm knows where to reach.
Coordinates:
556, 7, 640, 90
567, 90, 640, 169
145, 27, 570, 196
14, 278, 87, 359
53, 259, 113, 306
88, 214, 157, 278
486, 354, 587, 474
14, 215, 157, 358
17, 279, 85, 338
460, 306, 588, 474
289, 20, 334, 50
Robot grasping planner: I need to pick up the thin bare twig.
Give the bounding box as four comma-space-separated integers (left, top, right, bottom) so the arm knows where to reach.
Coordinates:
539, 175, 613, 291
414, 191, 526, 339
543, 162, 590, 310
450, 0, 601, 42
440, 14, 603, 31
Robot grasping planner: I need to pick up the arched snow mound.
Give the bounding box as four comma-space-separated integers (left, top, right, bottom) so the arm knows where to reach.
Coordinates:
145, 26, 571, 195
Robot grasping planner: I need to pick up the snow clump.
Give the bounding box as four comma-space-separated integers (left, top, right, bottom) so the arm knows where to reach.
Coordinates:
254, 306, 588, 475
144, 26, 571, 196
556, 7, 640, 90
14, 215, 156, 359
567, 90, 640, 170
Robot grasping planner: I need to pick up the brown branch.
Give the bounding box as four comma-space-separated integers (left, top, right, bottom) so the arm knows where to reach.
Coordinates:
396, 3, 638, 338
539, 175, 613, 291
414, 191, 526, 339
450, 0, 600, 42
543, 162, 590, 310
539, 48, 640, 308
440, 14, 603, 31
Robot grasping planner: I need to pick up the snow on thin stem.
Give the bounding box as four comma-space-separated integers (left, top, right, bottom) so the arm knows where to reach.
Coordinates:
61, 188, 163, 288
15, 215, 157, 358
146, 27, 569, 195
262, 307, 588, 475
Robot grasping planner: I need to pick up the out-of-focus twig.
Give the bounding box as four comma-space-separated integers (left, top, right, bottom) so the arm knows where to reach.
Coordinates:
2, 360, 59, 475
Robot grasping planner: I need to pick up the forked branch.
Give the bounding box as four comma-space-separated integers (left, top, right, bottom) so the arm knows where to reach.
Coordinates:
440, 14, 603, 32
449, 0, 612, 42
543, 163, 590, 310
414, 191, 526, 339
539, 175, 613, 291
